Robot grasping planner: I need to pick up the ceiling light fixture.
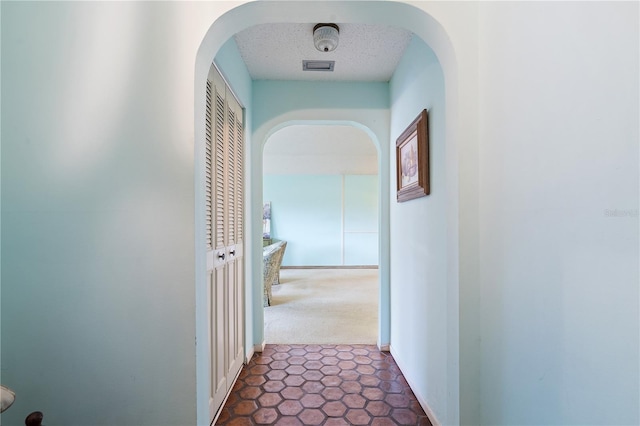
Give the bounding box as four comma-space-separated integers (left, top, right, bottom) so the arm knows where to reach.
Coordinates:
313, 23, 340, 52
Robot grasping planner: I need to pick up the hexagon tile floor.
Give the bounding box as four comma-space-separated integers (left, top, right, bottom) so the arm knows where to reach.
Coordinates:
215, 344, 433, 425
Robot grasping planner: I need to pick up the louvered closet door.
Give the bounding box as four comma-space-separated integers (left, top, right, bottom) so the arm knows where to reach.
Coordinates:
206, 68, 227, 418
206, 65, 245, 422
233, 96, 244, 382
225, 91, 244, 384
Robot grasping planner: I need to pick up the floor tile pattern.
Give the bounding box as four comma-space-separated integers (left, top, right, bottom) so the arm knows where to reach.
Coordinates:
216, 344, 432, 425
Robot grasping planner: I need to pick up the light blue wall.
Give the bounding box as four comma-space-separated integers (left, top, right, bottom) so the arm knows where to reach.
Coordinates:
264, 174, 378, 266
264, 175, 342, 265
215, 37, 253, 115
389, 36, 451, 424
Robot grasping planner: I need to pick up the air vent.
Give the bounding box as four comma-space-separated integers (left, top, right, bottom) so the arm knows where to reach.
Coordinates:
302, 60, 335, 72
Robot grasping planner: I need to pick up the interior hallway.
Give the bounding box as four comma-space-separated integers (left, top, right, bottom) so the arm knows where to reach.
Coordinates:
2, 2, 637, 426
216, 344, 431, 425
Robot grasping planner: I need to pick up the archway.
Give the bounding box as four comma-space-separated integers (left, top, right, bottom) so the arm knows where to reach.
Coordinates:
262, 123, 380, 344
195, 2, 462, 425
255, 111, 389, 347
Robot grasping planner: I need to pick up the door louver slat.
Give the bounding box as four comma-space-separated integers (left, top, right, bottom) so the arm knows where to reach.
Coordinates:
236, 120, 244, 240
215, 90, 226, 249
205, 81, 214, 250
227, 108, 236, 245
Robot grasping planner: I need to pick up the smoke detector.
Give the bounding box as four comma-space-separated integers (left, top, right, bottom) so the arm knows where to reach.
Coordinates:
313, 23, 340, 52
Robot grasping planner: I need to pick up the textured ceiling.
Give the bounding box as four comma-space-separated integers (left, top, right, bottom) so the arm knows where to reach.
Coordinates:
234, 23, 413, 82
237, 23, 405, 171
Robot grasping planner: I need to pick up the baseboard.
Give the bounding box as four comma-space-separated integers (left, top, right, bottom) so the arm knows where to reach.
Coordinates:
211, 367, 242, 426
245, 346, 255, 364
378, 343, 390, 352
281, 265, 379, 270
390, 346, 441, 426
253, 341, 266, 353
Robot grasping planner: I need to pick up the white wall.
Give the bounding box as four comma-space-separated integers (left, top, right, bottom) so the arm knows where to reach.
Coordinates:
477, 2, 639, 425
389, 36, 451, 424
0, 2, 236, 425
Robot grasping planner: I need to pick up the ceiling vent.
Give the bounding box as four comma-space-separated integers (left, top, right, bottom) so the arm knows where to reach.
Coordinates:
302, 60, 335, 72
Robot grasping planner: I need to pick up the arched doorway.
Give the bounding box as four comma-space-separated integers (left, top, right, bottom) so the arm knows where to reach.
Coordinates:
195, 2, 461, 424
262, 123, 380, 344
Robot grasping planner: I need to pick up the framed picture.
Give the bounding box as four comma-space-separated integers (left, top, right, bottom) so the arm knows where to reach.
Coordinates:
263, 202, 271, 239
396, 109, 429, 202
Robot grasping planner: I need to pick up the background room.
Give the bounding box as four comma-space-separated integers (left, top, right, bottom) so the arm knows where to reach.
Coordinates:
262, 124, 380, 344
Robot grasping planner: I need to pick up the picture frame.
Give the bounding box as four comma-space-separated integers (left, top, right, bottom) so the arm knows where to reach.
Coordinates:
396, 109, 429, 202
263, 202, 271, 239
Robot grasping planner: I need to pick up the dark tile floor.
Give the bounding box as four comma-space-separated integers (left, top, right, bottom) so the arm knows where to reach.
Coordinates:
216, 344, 432, 425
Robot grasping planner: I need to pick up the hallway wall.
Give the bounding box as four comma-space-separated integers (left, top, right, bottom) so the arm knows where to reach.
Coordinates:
389, 36, 450, 424
0, 2, 236, 425
476, 3, 639, 425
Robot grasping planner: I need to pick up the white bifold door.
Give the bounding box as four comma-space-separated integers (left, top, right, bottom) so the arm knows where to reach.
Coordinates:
206, 64, 245, 422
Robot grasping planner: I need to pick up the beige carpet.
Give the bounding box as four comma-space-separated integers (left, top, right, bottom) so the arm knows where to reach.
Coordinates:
264, 268, 378, 344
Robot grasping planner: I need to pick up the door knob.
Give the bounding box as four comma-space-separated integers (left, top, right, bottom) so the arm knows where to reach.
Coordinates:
217, 252, 225, 260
